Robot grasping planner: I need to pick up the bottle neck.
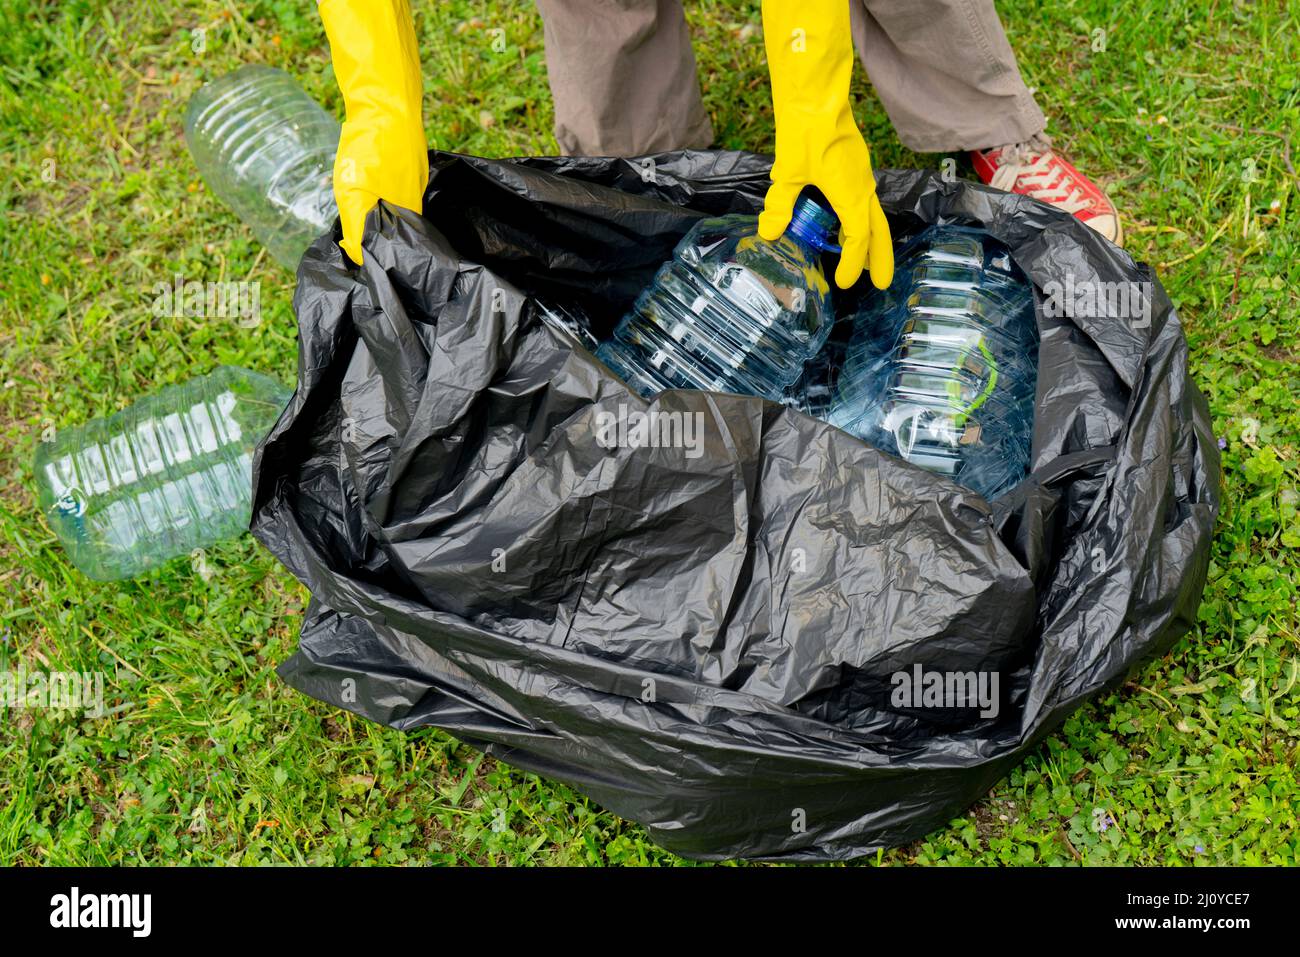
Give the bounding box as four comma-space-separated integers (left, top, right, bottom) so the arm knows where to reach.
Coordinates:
787, 232, 828, 257
784, 200, 839, 254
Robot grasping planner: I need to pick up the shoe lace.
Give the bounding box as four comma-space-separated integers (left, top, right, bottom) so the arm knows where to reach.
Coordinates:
989, 142, 1091, 214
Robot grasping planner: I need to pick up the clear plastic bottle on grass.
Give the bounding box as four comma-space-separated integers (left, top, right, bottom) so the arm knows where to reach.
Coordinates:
185, 64, 340, 270
595, 196, 839, 400
34, 367, 292, 581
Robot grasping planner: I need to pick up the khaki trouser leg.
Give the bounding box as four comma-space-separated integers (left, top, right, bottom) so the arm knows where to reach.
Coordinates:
850, 0, 1046, 152
535, 0, 714, 156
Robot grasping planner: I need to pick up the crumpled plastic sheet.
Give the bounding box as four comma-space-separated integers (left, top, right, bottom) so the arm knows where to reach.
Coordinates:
251, 150, 1220, 861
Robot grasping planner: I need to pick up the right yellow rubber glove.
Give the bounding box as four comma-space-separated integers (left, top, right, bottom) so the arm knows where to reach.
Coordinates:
758, 0, 893, 290
319, 0, 429, 266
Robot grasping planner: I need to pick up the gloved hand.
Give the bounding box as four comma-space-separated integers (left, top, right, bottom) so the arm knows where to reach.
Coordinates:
319, 0, 428, 265
758, 0, 893, 290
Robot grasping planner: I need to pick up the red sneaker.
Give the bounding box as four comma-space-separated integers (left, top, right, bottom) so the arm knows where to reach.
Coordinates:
970, 135, 1123, 246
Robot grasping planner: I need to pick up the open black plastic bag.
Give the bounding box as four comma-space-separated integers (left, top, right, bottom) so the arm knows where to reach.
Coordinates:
251, 150, 1220, 861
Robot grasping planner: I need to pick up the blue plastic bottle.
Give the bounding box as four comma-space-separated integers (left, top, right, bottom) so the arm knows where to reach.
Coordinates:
596, 197, 840, 400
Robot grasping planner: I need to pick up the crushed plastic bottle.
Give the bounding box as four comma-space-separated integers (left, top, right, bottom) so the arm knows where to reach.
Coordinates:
34, 367, 292, 581
805, 225, 1039, 500
185, 64, 340, 270
595, 196, 839, 400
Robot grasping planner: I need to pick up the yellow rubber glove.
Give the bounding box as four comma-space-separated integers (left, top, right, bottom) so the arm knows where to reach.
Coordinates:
319, 0, 429, 265
758, 0, 893, 290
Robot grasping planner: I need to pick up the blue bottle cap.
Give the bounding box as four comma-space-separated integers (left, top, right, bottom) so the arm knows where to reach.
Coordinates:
785, 196, 841, 254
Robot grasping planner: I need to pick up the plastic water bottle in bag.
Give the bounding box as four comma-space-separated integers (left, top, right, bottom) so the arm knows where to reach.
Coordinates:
595, 196, 840, 401
816, 225, 1039, 500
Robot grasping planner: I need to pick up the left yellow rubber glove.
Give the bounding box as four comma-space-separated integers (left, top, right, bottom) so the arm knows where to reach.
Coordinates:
758, 0, 893, 290
320, 0, 429, 266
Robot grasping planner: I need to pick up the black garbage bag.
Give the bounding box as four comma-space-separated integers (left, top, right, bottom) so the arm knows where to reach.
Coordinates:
251, 150, 1220, 861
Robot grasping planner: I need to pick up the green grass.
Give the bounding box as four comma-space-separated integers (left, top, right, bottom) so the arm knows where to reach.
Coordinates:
0, 0, 1297, 866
